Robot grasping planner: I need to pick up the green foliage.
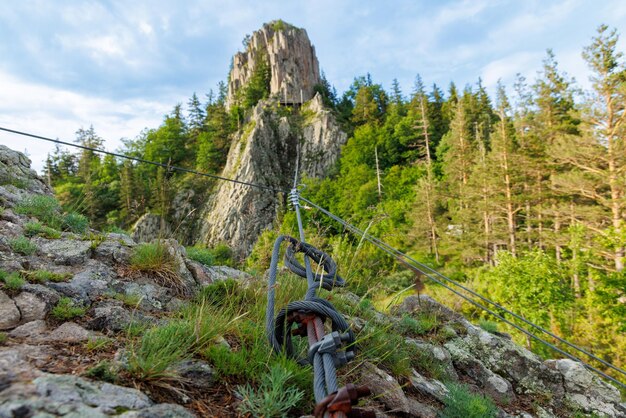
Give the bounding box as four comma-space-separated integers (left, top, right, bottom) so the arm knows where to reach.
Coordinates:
85, 337, 113, 352
236, 364, 305, 418
126, 320, 196, 382
396, 313, 439, 336
62, 212, 89, 233
242, 54, 271, 109
185, 246, 215, 266
24, 221, 62, 239
211, 243, 234, 266
14, 195, 61, 225
85, 360, 117, 383
440, 383, 498, 418
130, 242, 171, 271
51, 297, 87, 320
9, 236, 37, 255
0, 332, 7, 345
112, 292, 142, 308
1, 272, 25, 291
478, 320, 499, 333
21, 270, 71, 283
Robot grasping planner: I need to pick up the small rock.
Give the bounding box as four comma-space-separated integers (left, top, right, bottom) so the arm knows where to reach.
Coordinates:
158, 239, 197, 296
0, 290, 21, 330
395, 295, 464, 323
359, 361, 410, 413
20, 283, 61, 308
205, 265, 252, 283
46, 322, 92, 343
9, 320, 47, 338
185, 259, 212, 286
405, 339, 458, 380
88, 301, 135, 332
94, 236, 133, 263
410, 369, 449, 403
170, 360, 215, 389
407, 397, 437, 418
49, 261, 114, 304
38, 238, 92, 265
13, 292, 47, 322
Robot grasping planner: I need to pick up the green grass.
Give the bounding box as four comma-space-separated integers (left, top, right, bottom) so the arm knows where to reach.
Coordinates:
8, 236, 37, 255
0, 332, 7, 345
185, 246, 215, 266
62, 212, 89, 233
237, 364, 305, 418
1, 271, 26, 291
130, 242, 187, 295
24, 221, 62, 239
13, 195, 89, 233
85, 337, 113, 352
440, 383, 498, 418
396, 313, 439, 336
21, 270, 71, 283
126, 320, 196, 382
478, 320, 499, 334
51, 297, 87, 320
14, 195, 61, 225
112, 292, 142, 308
85, 360, 117, 383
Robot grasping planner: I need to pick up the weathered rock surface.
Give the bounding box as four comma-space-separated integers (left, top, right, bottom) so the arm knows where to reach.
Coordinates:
0, 145, 52, 208
37, 238, 92, 265
227, 21, 320, 108
13, 291, 47, 323
199, 94, 346, 256
45, 321, 94, 343
131, 213, 170, 243
0, 290, 21, 330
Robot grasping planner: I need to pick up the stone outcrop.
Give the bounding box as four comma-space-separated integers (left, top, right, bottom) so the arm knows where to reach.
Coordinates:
0, 145, 52, 208
198, 93, 346, 257
227, 20, 320, 108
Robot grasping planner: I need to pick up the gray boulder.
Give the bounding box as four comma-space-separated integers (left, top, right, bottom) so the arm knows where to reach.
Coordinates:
0, 290, 21, 330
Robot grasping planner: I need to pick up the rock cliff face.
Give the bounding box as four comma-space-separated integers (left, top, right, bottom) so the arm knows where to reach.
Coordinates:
198, 93, 346, 256
199, 21, 347, 257
227, 21, 321, 108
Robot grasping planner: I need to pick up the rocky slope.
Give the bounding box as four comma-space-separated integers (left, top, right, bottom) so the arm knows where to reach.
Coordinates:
1, 146, 624, 417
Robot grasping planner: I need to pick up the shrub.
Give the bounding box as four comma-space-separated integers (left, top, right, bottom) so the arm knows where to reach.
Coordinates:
1, 272, 25, 291
237, 364, 305, 418
51, 297, 87, 320
63, 212, 89, 233
440, 383, 498, 418
9, 236, 37, 255
186, 246, 214, 266
14, 195, 61, 225
478, 320, 499, 334
212, 243, 234, 266
24, 222, 61, 239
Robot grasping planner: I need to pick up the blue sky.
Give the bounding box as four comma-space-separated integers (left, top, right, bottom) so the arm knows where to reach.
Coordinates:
1, 0, 625, 172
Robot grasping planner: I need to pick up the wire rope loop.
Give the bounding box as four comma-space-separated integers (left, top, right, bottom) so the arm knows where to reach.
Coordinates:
283, 236, 346, 290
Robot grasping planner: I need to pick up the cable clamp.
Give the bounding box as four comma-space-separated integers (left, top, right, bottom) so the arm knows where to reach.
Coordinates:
308, 331, 354, 367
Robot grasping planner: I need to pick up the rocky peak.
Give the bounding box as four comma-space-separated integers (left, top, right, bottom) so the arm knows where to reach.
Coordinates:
226, 20, 321, 108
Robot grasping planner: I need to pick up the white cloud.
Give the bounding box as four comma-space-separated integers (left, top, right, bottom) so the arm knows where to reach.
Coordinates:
481, 51, 543, 88
0, 69, 176, 173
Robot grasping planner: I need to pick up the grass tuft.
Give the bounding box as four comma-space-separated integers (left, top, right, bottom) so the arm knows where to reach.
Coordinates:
440, 383, 498, 418
24, 221, 61, 239
85, 360, 117, 383
396, 313, 439, 336
130, 242, 187, 295
21, 270, 71, 283
85, 337, 113, 352
9, 236, 37, 255
112, 292, 142, 308
185, 246, 214, 266
63, 212, 89, 233
478, 320, 499, 334
0, 332, 7, 345
51, 297, 87, 320
1, 271, 26, 291
236, 364, 305, 418
14, 195, 61, 225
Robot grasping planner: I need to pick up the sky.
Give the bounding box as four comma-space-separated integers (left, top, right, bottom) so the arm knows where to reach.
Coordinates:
1, 0, 625, 172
